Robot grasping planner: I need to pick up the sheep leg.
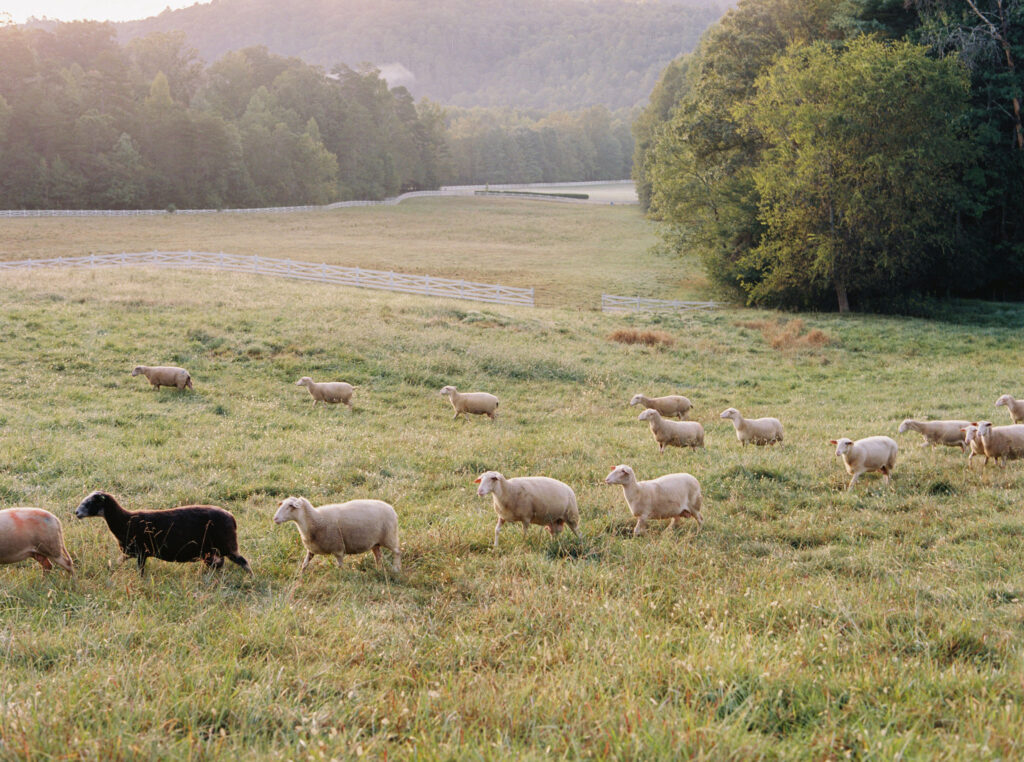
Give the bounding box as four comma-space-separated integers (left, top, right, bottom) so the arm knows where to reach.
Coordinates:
29, 553, 53, 571
632, 518, 647, 536
846, 473, 860, 491
881, 466, 892, 488
493, 518, 504, 548
334, 553, 346, 568
371, 546, 383, 568
136, 555, 147, 575
300, 551, 314, 572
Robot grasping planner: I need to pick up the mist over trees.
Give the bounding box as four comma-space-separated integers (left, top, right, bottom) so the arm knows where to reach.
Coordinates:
0, 22, 638, 210
635, 0, 1024, 311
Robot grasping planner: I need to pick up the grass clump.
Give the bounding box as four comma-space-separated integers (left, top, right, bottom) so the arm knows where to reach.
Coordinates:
607, 327, 676, 347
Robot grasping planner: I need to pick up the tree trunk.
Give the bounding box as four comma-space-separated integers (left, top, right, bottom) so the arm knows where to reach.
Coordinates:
835, 280, 850, 313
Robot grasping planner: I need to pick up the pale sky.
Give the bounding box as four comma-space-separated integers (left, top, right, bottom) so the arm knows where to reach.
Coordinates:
2, 1, 204, 24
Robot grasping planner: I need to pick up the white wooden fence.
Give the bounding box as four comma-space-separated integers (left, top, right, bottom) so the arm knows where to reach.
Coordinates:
601, 294, 719, 313
0, 251, 535, 307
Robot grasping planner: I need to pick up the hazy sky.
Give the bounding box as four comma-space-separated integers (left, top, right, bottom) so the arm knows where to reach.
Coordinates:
3, 1, 203, 23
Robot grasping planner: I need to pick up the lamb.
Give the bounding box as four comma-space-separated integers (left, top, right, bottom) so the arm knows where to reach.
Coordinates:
440, 385, 499, 420
296, 377, 354, 407
897, 419, 971, 451
995, 394, 1024, 424
273, 496, 401, 573
629, 393, 692, 420
974, 420, 1024, 468
0, 508, 74, 574
74, 491, 252, 575
830, 436, 899, 491
719, 407, 784, 446
131, 365, 192, 390
604, 464, 703, 536
962, 424, 987, 468
474, 471, 580, 548
637, 408, 704, 452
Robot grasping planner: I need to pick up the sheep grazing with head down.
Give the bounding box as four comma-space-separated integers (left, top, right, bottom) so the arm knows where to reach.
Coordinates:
296, 377, 355, 407
440, 385, 499, 420
897, 419, 971, 451
475, 471, 580, 548
629, 393, 692, 420
604, 464, 703, 536
273, 496, 401, 572
638, 408, 704, 452
830, 436, 898, 491
995, 395, 1024, 424
75, 491, 252, 575
719, 407, 784, 446
131, 365, 192, 390
0, 508, 74, 574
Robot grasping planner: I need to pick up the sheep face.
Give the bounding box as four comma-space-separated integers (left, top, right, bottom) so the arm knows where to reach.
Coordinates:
996, 395, 1014, 408
273, 496, 308, 524
439, 385, 456, 397
720, 408, 740, 421
897, 420, 912, 434
605, 465, 634, 486
629, 394, 644, 407
637, 409, 658, 422
130, 366, 144, 377
295, 377, 313, 388
474, 471, 502, 497
75, 490, 112, 518
976, 421, 993, 437
962, 425, 979, 443
830, 438, 854, 457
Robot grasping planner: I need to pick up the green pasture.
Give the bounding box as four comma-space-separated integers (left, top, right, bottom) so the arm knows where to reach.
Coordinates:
1, 198, 1024, 759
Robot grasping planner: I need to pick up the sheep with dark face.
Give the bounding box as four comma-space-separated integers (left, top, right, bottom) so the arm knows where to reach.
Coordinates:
75, 491, 252, 576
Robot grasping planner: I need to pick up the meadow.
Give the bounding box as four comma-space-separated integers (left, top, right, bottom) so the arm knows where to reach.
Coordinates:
2, 197, 1024, 759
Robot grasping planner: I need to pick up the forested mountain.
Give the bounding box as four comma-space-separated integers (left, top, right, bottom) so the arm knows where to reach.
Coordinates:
115, 0, 730, 110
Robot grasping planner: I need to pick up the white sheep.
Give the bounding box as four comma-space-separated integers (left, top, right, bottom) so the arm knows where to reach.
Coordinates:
131, 365, 193, 390
897, 419, 971, 451
629, 393, 692, 420
273, 496, 401, 572
0, 508, 74, 574
962, 424, 986, 468
475, 471, 580, 547
638, 408, 704, 452
719, 407, 784, 446
830, 436, 898, 491
974, 420, 1024, 468
440, 385, 499, 420
604, 464, 703, 536
296, 377, 354, 407
995, 395, 1024, 424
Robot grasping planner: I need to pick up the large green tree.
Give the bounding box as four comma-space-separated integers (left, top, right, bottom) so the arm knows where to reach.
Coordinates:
738, 38, 976, 311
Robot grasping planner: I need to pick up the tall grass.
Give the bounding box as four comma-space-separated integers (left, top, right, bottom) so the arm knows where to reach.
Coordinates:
1, 209, 1024, 758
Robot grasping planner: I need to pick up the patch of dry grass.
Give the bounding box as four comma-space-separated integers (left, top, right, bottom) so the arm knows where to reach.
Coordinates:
607, 327, 676, 347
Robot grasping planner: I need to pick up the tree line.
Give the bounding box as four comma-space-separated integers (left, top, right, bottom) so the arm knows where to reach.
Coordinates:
634, 0, 1024, 311
0, 22, 634, 210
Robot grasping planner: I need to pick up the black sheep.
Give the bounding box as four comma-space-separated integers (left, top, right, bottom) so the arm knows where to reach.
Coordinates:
75, 491, 253, 575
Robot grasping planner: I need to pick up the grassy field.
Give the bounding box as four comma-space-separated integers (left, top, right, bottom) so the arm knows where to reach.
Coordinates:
2, 199, 1024, 759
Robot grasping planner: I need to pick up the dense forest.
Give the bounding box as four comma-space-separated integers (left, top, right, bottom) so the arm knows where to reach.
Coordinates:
113, 0, 729, 111
634, 0, 1024, 310
0, 23, 635, 209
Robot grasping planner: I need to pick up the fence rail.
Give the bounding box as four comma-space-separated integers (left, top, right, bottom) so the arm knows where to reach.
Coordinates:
601, 294, 719, 313
0, 251, 535, 307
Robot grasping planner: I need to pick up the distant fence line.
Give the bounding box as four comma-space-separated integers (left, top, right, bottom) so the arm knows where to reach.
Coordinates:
601, 294, 719, 313
0, 251, 535, 307
0, 181, 636, 219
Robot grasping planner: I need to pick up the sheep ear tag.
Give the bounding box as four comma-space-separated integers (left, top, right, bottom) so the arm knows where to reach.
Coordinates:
829, 440, 838, 444
474, 477, 482, 483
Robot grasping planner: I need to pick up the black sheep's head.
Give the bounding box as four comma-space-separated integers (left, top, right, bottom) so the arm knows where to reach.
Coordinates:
75, 491, 115, 519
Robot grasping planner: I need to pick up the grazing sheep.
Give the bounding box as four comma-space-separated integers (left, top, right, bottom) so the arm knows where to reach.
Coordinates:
604, 464, 703, 536
974, 420, 1024, 468
440, 385, 499, 420
962, 424, 987, 468
296, 377, 354, 407
273, 496, 400, 573
629, 393, 692, 420
897, 419, 971, 451
638, 408, 704, 452
830, 436, 899, 491
475, 471, 580, 548
719, 407, 784, 446
131, 365, 192, 390
0, 508, 74, 574
75, 491, 251, 575
995, 395, 1024, 424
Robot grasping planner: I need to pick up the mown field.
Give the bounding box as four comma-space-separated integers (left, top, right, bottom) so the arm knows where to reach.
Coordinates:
2, 198, 1024, 759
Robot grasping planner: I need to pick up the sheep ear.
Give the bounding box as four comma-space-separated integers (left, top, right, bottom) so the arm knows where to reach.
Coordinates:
829, 440, 838, 445
474, 477, 481, 483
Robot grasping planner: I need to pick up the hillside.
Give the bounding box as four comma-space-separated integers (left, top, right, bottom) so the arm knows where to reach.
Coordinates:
116, 0, 729, 110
